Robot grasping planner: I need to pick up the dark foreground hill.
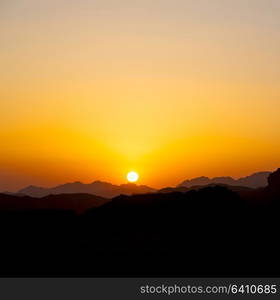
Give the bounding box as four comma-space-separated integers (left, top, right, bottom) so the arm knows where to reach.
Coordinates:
13, 171, 270, 199
0, 168, 279, 277
179, 171, 270, 188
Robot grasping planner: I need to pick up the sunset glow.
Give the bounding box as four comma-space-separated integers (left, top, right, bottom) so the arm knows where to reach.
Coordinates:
1, 1, 280, 191
127, 171, 139, 183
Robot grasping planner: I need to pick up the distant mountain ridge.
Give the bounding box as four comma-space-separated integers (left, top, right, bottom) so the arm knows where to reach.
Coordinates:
18, 181, 156, 198
13, 171, 271, 198
0, 193, 108, 213
178, 171, 271, 189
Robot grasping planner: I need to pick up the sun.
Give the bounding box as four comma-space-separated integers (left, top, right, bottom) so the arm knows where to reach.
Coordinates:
127, 171, 139, 183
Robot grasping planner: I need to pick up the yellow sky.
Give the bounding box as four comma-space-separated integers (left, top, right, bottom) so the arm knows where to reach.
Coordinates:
1, 0, 280, 191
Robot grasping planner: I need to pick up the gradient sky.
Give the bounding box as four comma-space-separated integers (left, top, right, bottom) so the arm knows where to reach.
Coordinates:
1, 0, 280, 191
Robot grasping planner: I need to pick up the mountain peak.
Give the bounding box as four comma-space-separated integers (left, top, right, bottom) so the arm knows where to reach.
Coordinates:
179, 171, 271, 189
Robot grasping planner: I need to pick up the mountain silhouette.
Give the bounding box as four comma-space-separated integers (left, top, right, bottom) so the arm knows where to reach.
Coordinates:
14, 171, 271, 198
267, 168, 280, 190
159, 183, 252, 194
18, 181, 156, 198
0, 193, 108, 213
0, 168, 279, 276
178, 171, 270, 188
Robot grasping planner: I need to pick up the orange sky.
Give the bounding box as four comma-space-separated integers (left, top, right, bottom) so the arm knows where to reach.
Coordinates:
1, 1, 280, 191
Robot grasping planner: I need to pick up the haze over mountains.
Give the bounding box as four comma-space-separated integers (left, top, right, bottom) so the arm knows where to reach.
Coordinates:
10, 171, 271, 198
0, 193, 108, 214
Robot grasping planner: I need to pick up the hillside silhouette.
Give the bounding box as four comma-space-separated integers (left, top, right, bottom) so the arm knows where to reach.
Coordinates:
13, 170, 271, 198
0, 193, 109, 214
0, 168, 279, 277
18, 181, 156, 198
159, 183, 252, 194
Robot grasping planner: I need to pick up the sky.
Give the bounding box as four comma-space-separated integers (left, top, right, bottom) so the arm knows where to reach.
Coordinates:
1, 0, 280, 191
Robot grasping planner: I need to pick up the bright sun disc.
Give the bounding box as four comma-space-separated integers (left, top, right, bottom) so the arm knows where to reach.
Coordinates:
127, 171, 139, 183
